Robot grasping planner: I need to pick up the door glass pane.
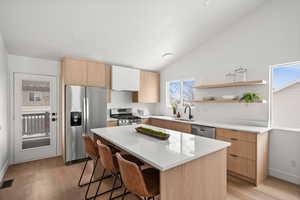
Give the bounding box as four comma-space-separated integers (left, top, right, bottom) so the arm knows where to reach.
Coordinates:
22, 80, 50, 106
21, 80, 51, 150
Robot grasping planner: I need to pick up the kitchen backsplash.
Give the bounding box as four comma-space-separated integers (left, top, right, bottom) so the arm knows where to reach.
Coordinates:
107, 90, 157, 117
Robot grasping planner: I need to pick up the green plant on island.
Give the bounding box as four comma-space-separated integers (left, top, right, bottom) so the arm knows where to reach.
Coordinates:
137, 127, 169, 137
240, 92, 260, 103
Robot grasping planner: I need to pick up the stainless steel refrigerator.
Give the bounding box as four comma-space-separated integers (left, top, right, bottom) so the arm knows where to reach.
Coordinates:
65, 85, 107, 164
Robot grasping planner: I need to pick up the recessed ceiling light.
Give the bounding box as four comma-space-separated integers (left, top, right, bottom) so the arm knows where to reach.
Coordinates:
162, 53, 174, 59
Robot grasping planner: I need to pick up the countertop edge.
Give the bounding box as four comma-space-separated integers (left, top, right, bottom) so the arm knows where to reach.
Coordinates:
142, 116, 271, 134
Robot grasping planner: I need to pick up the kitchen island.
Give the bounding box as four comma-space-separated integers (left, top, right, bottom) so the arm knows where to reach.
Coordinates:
92, 125, 230, 200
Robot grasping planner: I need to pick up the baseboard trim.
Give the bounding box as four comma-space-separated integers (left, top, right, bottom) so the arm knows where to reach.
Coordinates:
0, 160, 9, 182
269, 168, 300, 185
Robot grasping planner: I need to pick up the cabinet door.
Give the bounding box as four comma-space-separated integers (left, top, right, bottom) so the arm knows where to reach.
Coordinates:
63, 58, 87, 85
105, 65, 112, 102
134, 71, 160, 103
87, 61, 106, 87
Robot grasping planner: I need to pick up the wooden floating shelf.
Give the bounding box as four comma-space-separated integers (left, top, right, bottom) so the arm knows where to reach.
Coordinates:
194, 80, 267, 89
192, 100, 267, 103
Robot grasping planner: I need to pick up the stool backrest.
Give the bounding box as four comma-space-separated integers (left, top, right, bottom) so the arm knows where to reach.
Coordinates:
83, 136, 98, 158
96, 140, 117, 173
116, 153, 149, 197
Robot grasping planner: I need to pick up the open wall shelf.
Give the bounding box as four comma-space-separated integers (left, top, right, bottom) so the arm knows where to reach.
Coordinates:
192, 99, 267, 103
193, 80, 267, 89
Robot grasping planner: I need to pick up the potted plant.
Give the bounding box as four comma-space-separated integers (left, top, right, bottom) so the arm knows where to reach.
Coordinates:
171, 102, 178, 116
240, 92, 260, 103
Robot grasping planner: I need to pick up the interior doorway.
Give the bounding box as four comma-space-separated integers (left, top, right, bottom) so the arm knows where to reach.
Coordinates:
13, 73, 58, 164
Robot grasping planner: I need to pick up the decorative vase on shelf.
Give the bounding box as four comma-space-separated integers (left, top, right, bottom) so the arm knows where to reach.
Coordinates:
225, 72, 236, 82
234, 67, 248, 82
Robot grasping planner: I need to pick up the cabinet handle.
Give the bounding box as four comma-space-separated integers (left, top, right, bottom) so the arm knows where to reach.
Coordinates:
230, 138, 238, 141
230, 154, 238, 158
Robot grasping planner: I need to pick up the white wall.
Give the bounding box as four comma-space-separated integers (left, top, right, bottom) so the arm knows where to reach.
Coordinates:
0, 32, 9, 181
269, 129, 300, 185
8, 55, 61, 163
108, 90, 157, 116
157, 0, 300, 184
157, 0, 300, 125
273, 82, 300, 129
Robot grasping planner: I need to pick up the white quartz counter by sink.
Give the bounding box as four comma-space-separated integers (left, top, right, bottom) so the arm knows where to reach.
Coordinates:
142, 115, 271, 133
92, 125, 230, 171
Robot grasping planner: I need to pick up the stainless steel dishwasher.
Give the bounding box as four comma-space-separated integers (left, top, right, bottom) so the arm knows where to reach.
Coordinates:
191, 124, 216, 138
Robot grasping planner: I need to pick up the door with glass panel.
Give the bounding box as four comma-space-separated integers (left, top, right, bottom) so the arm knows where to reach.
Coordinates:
14, 73, 57, 163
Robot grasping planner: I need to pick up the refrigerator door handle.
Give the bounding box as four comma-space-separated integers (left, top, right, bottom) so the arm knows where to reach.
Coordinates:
83, 97, 86, 135
86, 97, 90, 134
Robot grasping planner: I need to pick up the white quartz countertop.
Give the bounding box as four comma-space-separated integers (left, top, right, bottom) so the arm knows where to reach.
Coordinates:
141, 115, 271, 133
91, 125, 230, 171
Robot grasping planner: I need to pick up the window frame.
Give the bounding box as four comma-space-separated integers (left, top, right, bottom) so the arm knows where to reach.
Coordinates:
166, 78, 195, 108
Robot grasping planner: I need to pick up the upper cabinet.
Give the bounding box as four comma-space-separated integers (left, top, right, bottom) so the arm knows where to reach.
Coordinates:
87, 61, 106, 87
63, 57, 88, 86
112, 65, 140, 91
133, 71, 160, 103
62, 57, 109, 88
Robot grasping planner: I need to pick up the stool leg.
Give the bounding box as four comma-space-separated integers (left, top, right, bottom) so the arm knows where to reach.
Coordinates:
109, 173, 118, 200
121, 188, 127, 200
85, 157, 99, 200
93, 169, 106, 200
78, 159, 89, 187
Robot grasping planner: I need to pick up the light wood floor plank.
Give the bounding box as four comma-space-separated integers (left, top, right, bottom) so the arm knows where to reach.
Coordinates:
0, 157, 299, 200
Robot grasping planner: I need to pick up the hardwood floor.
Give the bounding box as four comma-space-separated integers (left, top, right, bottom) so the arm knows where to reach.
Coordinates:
0, 157, 299, 200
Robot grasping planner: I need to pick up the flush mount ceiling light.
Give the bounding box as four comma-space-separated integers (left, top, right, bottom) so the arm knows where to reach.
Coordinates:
162, 53, 174, 59
203, 0, 211, 6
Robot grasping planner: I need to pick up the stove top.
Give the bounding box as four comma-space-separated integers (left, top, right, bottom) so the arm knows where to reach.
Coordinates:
110, 108, 142, 126
111, 114, 141, 120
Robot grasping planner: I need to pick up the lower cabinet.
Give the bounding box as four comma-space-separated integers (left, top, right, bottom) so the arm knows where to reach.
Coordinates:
107, 121, 118, 127
216, 128, 269, 186
148, 118, 192, 133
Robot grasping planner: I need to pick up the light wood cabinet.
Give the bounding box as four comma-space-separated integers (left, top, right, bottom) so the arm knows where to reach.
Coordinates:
63, 57, 88, 85
133, 71, 160, 103
105, 66, 112, 103
87, 61, 106, 87
148, 118, 191, 133
216, 128, 269, 186
107, 121, 118, 127
62, 57, 110, 88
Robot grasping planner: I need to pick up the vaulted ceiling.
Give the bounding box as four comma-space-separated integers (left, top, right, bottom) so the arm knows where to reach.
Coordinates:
0, 0, 266, 70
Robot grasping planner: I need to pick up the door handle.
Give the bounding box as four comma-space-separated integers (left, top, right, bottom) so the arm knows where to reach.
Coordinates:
51, 112, 57, 122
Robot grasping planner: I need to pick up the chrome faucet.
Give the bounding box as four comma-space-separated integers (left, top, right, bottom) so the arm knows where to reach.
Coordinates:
184, 105, 193, 120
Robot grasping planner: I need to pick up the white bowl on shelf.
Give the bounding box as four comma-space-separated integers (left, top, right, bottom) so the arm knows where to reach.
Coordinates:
221, 95, 239, 100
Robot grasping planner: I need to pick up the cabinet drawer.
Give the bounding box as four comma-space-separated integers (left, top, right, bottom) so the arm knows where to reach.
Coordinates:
217, 136, 256, 160
227, 154, 256, 179
107, 121, 118, 127
149, 118, 191, 133
216, 128, 256, 143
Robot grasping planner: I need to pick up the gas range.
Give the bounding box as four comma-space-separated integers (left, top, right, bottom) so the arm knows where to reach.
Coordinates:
110, 108, 142, 126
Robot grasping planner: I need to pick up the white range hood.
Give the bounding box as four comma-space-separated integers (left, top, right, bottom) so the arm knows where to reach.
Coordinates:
112, 65, 140, 91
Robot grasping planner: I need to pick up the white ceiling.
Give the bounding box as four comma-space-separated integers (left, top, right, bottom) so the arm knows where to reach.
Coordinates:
0, 0, 266, 70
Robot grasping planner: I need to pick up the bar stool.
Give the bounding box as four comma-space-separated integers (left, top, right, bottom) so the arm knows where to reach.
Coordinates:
116, 153, 160, 200
94, 140, 144, 200
79, 136, 118, 200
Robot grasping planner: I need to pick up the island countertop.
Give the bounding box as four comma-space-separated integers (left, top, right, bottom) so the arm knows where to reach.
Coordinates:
91, 124, 230, 171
